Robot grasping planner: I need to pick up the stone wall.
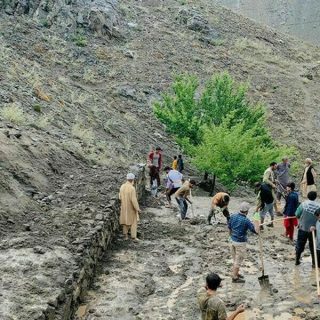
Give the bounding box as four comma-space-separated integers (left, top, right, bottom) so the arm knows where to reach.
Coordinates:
39, 164, 146, 320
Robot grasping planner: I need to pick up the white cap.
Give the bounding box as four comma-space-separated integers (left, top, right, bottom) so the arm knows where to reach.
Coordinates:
126, 173, 135, 180
240, 202, 250, 213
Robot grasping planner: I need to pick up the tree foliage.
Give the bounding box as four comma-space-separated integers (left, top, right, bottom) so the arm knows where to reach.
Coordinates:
153, 72, 298, 189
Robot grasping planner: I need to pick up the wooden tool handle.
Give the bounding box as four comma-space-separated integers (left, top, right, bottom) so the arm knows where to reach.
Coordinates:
311, 230, 320, 296
258, 234, 265, 275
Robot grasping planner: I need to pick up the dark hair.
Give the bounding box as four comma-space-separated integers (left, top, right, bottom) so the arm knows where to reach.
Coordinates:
223, 194, 230, 204
189, 179, 196, 185
254, 182, 261, 189
308, 191, 317, 201
270, 162, 277, 167
178, 155, 182, 158
164, 166, 171, 171
315, 208, 320, 217
287, 182, 295, 191
206, 273, 222, 291
174, 156, 177, 159
156, 147, 162, 151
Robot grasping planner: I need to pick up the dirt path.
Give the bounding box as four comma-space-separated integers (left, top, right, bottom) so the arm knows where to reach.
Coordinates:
76, 196, 319, 320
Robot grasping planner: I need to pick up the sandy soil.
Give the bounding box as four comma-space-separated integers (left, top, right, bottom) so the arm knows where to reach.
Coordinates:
76, 195, 320, 320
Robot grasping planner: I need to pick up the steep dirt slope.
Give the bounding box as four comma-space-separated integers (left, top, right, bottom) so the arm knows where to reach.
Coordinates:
1, 0, 320, 318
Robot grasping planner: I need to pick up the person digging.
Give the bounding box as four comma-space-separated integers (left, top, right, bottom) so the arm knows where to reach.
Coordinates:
208, 192, 230, 225
228, 202, 258, 283
295, 191, 320, 266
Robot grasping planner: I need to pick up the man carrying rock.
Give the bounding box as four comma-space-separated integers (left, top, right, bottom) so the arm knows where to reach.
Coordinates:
228, 202, 258, 283
295, 191, 319, 266
208, 192, 230, 224
197, 272, 245, 320
119, 173, 141, 241
174, 179, 196, 220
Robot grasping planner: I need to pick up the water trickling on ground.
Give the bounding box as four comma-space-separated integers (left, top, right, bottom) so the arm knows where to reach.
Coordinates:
75, 196, 320, 320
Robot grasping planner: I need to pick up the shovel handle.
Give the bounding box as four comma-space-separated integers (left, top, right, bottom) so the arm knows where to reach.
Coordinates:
258, 234, 265, 276
311, 230, 320, 296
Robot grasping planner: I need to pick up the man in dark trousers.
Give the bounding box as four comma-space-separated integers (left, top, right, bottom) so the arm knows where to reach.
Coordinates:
295, 191, 320, 266
255, 182, 274, 229
175, 179, 196, 220
147, 146, 162, 189
177, 154, 184, 173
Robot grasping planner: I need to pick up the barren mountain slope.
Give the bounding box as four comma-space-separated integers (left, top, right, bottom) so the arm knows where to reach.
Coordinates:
1, 0, 320, 319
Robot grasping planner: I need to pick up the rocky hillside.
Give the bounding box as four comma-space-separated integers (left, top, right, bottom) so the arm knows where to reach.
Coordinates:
1, 0, 320, 319
216, 0, 320, 45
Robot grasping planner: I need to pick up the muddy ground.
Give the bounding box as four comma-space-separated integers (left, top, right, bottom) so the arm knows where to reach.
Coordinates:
76, 195, 320, 320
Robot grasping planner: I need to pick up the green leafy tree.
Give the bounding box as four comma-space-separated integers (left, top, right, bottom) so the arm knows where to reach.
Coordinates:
193, 117, 297, 189
153, 75, 203, 145
153, 72, 299, 188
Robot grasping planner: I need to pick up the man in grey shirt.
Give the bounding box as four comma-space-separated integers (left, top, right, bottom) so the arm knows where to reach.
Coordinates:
295, 191, 320, 267
275, 157, 290, 214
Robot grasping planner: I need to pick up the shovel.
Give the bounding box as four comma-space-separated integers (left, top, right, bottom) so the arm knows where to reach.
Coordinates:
258, 233, 270, 287
311, 230, 320, 297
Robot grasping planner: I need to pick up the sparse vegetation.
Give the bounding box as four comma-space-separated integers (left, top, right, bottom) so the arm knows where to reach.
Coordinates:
1, 103, 25, 124
71, 122, 95, 145
72, 33, 88, 47
33, 104, 42, 113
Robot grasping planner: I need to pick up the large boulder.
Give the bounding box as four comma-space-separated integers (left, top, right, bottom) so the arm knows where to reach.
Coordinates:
1, 0, 120, 36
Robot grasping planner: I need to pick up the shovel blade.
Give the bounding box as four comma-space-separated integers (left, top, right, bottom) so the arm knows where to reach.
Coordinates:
258, 275, 270, 287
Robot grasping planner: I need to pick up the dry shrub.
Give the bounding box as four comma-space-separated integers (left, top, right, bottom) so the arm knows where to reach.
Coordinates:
34, 87, 51, 102
1, 103, 25, 124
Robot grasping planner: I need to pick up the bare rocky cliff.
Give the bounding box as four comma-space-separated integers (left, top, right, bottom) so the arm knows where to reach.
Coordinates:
216, 0, 320, 45
1, 0, 120, 36
1, 0, 320, 319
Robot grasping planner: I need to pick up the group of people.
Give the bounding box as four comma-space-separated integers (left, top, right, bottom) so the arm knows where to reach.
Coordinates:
117, 149, 320, 319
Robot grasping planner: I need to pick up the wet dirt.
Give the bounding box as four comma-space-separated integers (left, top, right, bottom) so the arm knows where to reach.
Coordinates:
76, 195, 320, 320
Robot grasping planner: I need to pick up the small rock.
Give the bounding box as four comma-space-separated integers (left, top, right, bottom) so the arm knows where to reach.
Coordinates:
7, 219, 15, 224
24, 224, 31, 231
33, 246, 46, 254
124, 50, 135, 58
95, 214, 103, 220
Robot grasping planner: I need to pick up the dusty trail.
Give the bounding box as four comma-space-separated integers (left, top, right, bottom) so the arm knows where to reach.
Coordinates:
76, 196, 319, 320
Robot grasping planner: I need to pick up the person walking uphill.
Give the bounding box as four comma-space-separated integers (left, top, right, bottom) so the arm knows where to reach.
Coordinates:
300, 158, 317, 198
175, 179, 196, 220
228, 202, 258, 283
119, 173, 141, 241
295, 191, 320, 266
177, 154, 184, 173
282, 182, 299, 241
197, 273, 245, 320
